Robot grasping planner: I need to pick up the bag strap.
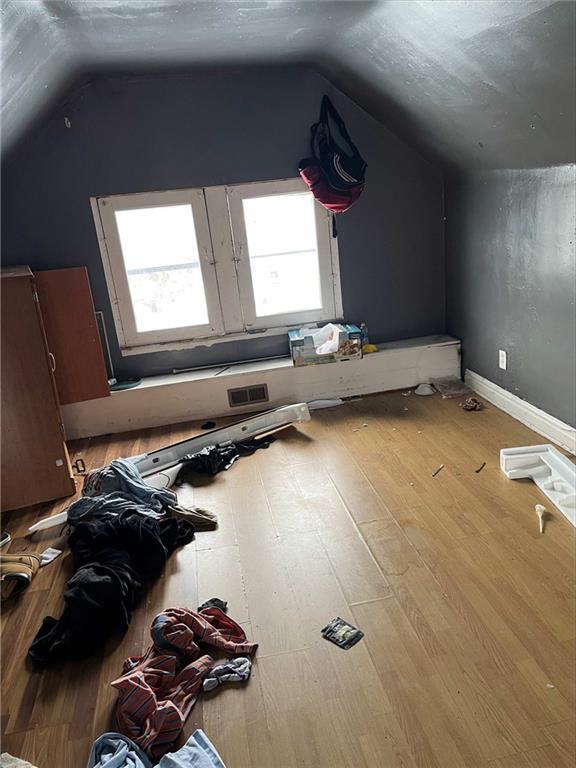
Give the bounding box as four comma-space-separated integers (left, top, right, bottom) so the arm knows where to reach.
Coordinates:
319, 96, 361, 159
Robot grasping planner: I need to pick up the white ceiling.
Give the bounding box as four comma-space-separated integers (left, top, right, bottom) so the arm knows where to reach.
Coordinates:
1, 0, 574, 168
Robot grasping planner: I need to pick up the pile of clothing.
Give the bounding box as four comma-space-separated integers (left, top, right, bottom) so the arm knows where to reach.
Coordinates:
113, 604, 257, 759
70, 458, 218, 529
87, 729, 226, 768
28, 511, 195, 666
27, 458, 222, 666
174, 435, 275, 483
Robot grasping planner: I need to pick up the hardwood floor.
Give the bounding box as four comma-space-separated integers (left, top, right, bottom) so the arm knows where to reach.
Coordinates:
1, 391, 575, 767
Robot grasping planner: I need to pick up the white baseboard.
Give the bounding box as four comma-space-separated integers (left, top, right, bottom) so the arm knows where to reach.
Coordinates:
62, 335, 461, 439
465, 370, 576, 455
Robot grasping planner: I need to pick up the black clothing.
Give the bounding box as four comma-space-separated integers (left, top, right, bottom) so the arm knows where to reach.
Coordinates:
28, 511, 194, 667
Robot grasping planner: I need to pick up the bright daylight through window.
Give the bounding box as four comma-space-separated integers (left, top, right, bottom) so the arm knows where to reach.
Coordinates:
94, 179, 342, 352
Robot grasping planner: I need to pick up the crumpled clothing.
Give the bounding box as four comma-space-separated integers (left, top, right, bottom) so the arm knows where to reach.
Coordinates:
202, 656, 252, 692
142, 607, 258, 662
83, 459, 177, 512
169, 504, 218, 530
86, 732, 152, 768
113, 607, 257, 759
28, 513, 194, 667
67, 492, 166, 524
69, 459, 217, 529
175, 436, 275, 483
158, 730, 226, 767
86, 730, 225, 768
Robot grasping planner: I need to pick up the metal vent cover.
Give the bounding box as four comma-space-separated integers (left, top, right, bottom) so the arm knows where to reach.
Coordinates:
227, 383, 269, 408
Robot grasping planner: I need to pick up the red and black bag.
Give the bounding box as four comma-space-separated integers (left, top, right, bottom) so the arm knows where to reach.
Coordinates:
299, 96, 367, 213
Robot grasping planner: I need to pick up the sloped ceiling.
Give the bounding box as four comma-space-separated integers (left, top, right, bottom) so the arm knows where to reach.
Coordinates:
1, 0, 574, 169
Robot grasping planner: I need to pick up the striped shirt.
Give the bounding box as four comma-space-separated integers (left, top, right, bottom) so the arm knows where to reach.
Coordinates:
112, 607, 257, 759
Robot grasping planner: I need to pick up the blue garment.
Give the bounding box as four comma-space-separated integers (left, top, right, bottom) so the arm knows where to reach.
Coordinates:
157, 731, 226, 768
68, 459, 178, 525
67, 492, 166, 524
86, 732, 152, 768
87, 731, 225, 768
84, 459, 177, 510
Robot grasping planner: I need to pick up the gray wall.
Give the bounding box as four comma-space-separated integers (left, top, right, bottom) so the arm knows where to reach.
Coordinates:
447, 166, 576, 426
1, 65, 445, 380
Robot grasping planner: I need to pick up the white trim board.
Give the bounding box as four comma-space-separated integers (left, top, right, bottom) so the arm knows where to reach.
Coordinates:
465, 370, 576, 455
62, 334, 461, 439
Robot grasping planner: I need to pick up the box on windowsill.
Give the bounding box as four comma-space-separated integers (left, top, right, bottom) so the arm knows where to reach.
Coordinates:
288, 324, 363, 367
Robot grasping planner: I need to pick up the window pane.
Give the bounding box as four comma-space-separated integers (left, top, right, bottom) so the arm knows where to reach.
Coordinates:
115, 204, 209, 332
242, 193, 322, 317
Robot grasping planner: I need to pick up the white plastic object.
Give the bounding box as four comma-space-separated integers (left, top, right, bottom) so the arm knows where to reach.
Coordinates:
134, 402, 311, 477
28, 510, 68, 533
308, 399, 344, 410
28, 403, 312, 533
310, 323, 340, 355
500, 444, 575, 527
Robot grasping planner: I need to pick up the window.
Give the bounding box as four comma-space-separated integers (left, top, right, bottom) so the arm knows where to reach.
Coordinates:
93, 179, 342, 353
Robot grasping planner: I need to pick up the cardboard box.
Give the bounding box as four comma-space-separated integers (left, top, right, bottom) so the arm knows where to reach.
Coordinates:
288, 324, 362, 367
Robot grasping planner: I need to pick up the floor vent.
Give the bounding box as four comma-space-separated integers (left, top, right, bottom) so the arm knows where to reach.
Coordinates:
228, 383, 269, 408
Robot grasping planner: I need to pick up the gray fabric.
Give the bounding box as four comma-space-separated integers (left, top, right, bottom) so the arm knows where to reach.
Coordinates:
170, 504, 217, 530
68, 459, 217, 529
83, 459, 176, 511
86, 732, 152, 768
203, 656, 252, 692
67, 492, 166, 524
157, 731, 226, 768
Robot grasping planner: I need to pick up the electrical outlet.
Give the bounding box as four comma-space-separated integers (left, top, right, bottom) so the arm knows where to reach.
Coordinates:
499, 349, 507, 370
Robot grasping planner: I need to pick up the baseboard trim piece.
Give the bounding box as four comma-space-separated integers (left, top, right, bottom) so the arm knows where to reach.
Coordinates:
465, 370, 576, 455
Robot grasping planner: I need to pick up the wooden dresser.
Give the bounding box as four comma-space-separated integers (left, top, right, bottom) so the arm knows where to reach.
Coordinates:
1, 266, 76, 510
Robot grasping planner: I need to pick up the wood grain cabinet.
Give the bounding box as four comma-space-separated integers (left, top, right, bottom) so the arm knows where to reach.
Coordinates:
34, 267, 110, 404
1, 266, 76, 510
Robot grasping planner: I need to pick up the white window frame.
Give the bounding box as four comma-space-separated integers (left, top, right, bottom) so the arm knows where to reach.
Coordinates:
226, 178, 340, 329
91, 179, 343, 356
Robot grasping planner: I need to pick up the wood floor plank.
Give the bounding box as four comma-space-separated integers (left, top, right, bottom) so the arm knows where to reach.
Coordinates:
541, 718, 576, 767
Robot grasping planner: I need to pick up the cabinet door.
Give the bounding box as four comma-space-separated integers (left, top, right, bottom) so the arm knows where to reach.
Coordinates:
1, 268, 76, 510
35, 267, 110, 404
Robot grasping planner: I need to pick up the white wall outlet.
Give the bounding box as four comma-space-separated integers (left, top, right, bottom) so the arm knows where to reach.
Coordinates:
499, 349, 507, 370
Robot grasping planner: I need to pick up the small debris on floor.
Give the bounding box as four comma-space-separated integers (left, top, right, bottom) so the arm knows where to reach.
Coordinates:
401, 390, 412, 397
201, 421, 217, 430
39, 547, 62, 567
409, 482, 415, 487
403, 407, 409, 412
432, 376, 473, 399
475, 461, 486, 474
415, 383, 435, 396
352, 423, 369, 432
432, 464, 445, 477
72, 457, 86, 474
535, 504, 547, 534
546, 683, 556, 689
461, 396, 483, 411
321, 617, 364, 650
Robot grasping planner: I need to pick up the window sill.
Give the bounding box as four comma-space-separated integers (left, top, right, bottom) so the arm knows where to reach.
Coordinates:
118, 321, 344, 357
